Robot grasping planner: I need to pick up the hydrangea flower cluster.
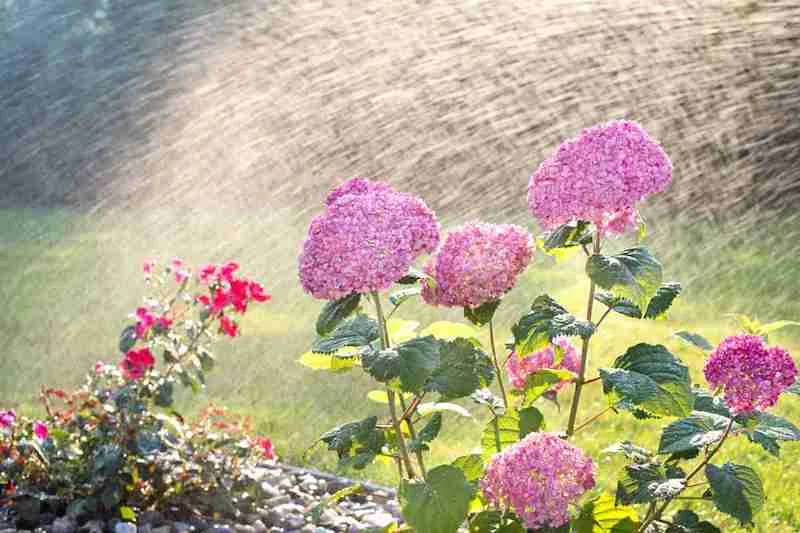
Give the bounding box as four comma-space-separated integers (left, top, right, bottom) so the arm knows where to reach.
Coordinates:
481, 432, 596, 529
527, 120, 672, 235
299, 178, 440, 299
704, 334, 798, 414
506, 337, 580, 395
421, 223, 533, 308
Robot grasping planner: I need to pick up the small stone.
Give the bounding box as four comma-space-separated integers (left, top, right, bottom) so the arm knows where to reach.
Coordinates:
259, 482, 281, 499
52, 517, 78, 533
234, 526, 255, 533
114, 523, 137, 533
79, 520, 104, 533
172, 523, 192, 533
208, 526, 233, 533
361, 513, 394, 529
151, 526, 171, 533
38, 513, 56, 526
277, 478, 293, 490
138, 525, 152, 533
1, 529, 19, 533
137, 513, 164, 528
263, 495, 291, 508
250, 521, 266, 533
35, 527, 52, 533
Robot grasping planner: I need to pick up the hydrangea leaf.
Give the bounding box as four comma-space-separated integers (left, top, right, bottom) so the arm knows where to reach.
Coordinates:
739, 411, 800, 457
673, 331, 714, 351
667, 510, 722, 533
408, 413, 443, 452
421, 321, 480, 341
480, 407, 543, 461
362, 336, 440, 394
511, 295, 595, 357
644, 282, 682, 319
594, 290, 642, 318
400, 465, 473, 533
705, 463, 764, 526
313, 314, 379, 353
602, 441, 653, 463
464, 299, 502, 327
386, 318, 420, 344
600, 343, 693, 418
586, 247, 663, 312
452, 454, 484, 483
468, 510, 526, 533
691, 388, 731, 417
573, 493, 639, 533
616, 462, 686, 505
298, 349, 359, 372
658, 412, 734, 455
514, 369, 575, 407
389, 287, 422, 307
316, 293, 362, 336
426, 338, 494, 400
539, 220, 593, 262
366, 390, 413, 404
319, 416, 386, 471
397, 267, 430, 285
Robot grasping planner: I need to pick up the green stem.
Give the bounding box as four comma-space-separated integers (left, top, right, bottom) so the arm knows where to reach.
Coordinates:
488, 319, 509, 410
566, 234, 601, 437
572, 406, 613, 435
371, 292, 417, 479
400, 395, 427, 476
638, 418, 735, 532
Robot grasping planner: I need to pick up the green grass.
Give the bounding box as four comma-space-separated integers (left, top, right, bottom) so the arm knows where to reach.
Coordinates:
2, 207, 799, 531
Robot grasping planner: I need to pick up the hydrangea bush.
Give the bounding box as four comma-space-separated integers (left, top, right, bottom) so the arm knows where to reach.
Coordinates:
299, 122, 800, 532
1, 260, 274, 524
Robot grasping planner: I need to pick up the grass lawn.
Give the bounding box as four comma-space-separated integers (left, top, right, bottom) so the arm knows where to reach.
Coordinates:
1, 207, 799, 532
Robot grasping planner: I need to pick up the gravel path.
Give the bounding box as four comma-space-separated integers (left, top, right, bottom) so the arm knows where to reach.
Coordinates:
0, 464, 402, 533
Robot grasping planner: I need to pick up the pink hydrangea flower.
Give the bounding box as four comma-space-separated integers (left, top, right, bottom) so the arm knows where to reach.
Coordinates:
421, 223, 533, 308
704, 334, 797, 414
527, 120, 672, 235
506, 337, 580, 395
299, 178, 440, 300
481, 432, 595, 529
0, 410, 16, 429
119, 348, 156, 380
33, 421, 49, 440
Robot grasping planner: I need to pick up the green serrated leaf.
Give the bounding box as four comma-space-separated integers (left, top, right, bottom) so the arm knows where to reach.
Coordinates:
426, 338, 493, 400
658, 412, 733, 454
602, 441, 653, 463
400, 465, 473, 533
362, 336, 440, 394
511, 295, 594, 356
320, 416, 386, 470
409, 413, 443, 452
468, 510, 525, 533
674, 331, 714, 351
705, 463, 764, 525
309, 484, 364, 524
119, 507, 136, 522
515, 369, 575, 407
667, 510, 722, 533
452, 454, 484, 483
480, 407, 543, 460
644, 282, 682, 319
616, 462, 686, 505
600, 343, 693, 418
464, 300, 502, 327
298, 350, 359, 372
316, 293, 361, 336
741, 412, 800, 457
313, 314, 379, 353
574, 493, 639, 533
595, 290, 642, 319
542, 220, 593, 251
586, 247, 663, 312
389, 287, 422, 307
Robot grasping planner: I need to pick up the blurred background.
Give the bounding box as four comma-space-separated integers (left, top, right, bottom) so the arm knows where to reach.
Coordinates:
2, 1, 799, 530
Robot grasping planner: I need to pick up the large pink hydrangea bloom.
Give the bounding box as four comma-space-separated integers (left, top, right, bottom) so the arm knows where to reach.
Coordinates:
704, 334, 797, 414
421, 222, 533, 308
481, 432, 595, 529
299, 178, 440, 299
527, 120, 672, 235
506, 337, 580, 395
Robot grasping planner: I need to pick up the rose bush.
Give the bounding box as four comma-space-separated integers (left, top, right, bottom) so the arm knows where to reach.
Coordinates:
0, 259, 274, 524
299, 123, 799, 532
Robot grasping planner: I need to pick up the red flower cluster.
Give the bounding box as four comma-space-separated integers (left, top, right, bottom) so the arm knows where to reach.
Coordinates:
135, 307, 173, 339
119, 348, 156, 380
254, 437, 276, 460
195, 261, 271, 337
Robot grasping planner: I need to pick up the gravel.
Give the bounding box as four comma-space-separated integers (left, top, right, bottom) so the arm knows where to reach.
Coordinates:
1, 464, 403, 533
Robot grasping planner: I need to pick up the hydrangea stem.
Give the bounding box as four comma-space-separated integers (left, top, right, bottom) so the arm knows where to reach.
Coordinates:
371, 292, 417, 479
489, 319, 509, 409
566, 234, 601, 437
399, 394, 427, 476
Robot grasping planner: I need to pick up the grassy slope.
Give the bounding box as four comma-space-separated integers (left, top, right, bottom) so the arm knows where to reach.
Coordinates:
1, 208, 799, 532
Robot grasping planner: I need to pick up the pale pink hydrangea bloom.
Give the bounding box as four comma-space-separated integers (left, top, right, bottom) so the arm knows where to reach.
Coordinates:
527, 120, 672, 235
704, 334, 797, 414
481, 432, 595, 529
506, 337, 580, 395
421, 223, 533, 308
299, 178, 440, 300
